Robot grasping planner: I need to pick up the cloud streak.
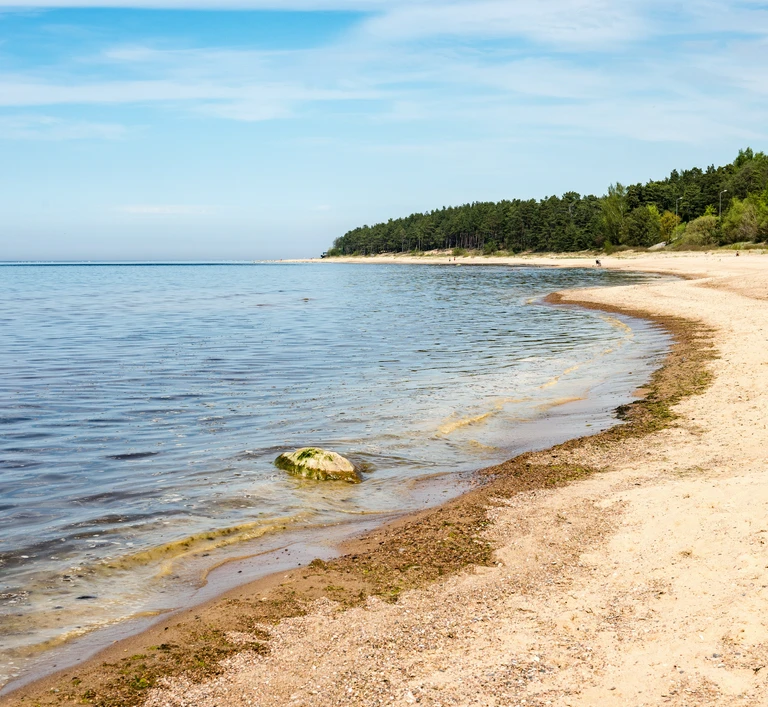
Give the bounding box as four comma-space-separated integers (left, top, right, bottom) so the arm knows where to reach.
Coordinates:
0, 0, 389, 7
117, 204, 216, 215
361, 0, 649, 47
0, 77, 380, 108
0, 114, 127, 139
1, 1, 767, 146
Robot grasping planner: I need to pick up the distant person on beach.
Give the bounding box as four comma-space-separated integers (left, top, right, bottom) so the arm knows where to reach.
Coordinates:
596, 259, 601, 267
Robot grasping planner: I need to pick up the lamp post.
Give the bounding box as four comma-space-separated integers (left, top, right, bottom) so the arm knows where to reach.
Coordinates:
719, 189, 728, 219
675, 196, 683, 218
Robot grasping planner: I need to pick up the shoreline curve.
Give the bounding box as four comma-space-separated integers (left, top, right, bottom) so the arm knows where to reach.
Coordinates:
0, 254, 726, 707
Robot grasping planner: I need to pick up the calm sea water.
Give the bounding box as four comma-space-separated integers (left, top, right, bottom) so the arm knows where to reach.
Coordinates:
0, 263, 669, 685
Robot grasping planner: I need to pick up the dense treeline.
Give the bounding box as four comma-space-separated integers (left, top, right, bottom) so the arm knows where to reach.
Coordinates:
329, 149, 768, 255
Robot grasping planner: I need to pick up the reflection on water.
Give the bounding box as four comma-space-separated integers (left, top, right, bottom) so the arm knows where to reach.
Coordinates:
0, 262, 670, 685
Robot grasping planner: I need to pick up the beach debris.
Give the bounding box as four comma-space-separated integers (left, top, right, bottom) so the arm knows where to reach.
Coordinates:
274, 447, 361, 483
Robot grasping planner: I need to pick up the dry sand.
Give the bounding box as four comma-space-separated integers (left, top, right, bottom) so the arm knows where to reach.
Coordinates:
140, 252, 768, 707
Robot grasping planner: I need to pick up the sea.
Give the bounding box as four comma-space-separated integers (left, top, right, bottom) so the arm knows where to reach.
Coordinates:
0, 262, 670, 689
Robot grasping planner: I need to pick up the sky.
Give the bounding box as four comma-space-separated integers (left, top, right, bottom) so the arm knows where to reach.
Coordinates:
1, 1, 767, 261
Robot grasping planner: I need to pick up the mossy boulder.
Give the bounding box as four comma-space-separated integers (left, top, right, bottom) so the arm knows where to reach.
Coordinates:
274, 447, 361, 483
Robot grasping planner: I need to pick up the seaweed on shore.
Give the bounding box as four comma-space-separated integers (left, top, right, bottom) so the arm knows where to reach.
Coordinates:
4, 302, 716, 707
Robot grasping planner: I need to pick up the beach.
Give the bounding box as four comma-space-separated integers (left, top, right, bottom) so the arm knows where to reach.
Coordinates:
5, 250, 768, 707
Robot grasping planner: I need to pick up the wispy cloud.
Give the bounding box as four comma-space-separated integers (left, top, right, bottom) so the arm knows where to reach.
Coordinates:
1, 1, 767, 145
0, 0, 390, 7
361, 0, 649, 47
0, 114, 127, 139
117, 204, 216, 215
0, 73, 383, 126
5, 0, 766, 42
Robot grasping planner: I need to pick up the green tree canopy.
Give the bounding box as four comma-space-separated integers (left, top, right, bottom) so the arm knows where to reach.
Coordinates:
328, 149, 768, 255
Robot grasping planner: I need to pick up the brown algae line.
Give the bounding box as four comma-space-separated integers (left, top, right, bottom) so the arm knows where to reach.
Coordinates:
437, 397, 528, 435
439, 319, 637, 434
4, 611, 172, 662
599, 313, 634, 333
538, 313, 634, 390
86, 513, 313, 579
535, 396, 586, 411
1, 289, 717, 707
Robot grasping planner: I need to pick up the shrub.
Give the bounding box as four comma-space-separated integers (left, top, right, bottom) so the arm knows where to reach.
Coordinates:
621, 205, 662, 247
678, 215, 719, 247
660, 210, 681, 241
721, 196, 768, 243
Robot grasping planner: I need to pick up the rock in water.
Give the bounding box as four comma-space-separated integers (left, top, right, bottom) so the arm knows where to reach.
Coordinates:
274, 447, 361, 483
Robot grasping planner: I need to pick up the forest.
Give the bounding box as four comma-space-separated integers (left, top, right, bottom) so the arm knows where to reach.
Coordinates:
328, 149, 768, 256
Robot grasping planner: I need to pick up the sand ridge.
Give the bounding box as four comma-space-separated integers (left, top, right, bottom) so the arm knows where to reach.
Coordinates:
131, 253, 768, 707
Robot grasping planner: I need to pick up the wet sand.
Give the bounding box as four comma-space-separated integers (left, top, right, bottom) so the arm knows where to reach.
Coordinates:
6, 251, 768, 706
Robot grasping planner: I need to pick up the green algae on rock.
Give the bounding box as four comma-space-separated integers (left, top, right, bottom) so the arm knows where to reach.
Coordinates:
274, 447, 361, 483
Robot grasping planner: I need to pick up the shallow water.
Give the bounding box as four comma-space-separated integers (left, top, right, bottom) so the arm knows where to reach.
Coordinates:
0, 262, 669, 685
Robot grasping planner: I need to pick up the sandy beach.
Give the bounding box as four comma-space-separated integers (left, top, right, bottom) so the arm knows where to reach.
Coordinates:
6, 250, 768, 707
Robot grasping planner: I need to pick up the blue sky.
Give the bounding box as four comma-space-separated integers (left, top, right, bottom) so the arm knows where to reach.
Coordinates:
1, 1, 767, 260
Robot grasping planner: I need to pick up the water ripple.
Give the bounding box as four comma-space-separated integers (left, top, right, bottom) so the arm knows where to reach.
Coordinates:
0, 262, 670, 684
